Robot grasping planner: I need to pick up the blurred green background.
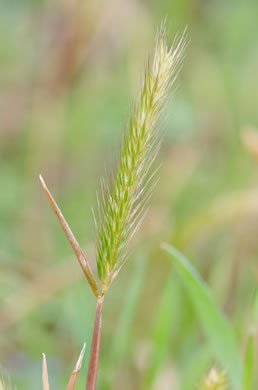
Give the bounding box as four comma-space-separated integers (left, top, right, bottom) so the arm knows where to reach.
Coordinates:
0, 0, 258, 389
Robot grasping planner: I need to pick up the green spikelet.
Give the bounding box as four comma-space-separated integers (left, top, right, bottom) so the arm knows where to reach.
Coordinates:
200, 368, 228, 390
95, 22, 187, 294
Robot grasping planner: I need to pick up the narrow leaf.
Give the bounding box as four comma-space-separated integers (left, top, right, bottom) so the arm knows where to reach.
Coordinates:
111, 254, 147, 363
144, 275, 181, 389
243, 287, 258, 390
67, 343, 86, 390
39, 175, 100, 298
162, 243, 242, 388
42, 353, 50, 390
181, 346, 212, 390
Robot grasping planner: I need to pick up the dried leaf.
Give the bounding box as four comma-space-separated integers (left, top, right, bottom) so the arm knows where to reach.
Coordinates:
42, 353, 50, 390
67, 343, 86, 390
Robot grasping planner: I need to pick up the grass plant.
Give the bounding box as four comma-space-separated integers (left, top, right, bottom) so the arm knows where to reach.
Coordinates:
38, 20, 258, 390
40, 22, 186, 390
1, 17, 256, 390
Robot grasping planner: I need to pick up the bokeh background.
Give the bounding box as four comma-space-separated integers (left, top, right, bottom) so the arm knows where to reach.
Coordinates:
1, 0, 258, 389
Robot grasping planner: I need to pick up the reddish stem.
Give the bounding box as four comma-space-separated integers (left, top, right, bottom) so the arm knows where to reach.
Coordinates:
86, 296, 104, 390
39, 175, 100, 298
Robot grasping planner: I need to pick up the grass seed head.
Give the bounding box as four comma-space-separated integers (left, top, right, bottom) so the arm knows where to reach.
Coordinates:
200, 368, 228, 390
95, 22, 187, 294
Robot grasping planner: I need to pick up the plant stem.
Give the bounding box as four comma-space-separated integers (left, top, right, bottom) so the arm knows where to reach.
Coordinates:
86, 296, 104, 390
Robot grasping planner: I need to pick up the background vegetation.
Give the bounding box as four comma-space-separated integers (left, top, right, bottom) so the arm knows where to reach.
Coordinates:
0, 0, 257, 389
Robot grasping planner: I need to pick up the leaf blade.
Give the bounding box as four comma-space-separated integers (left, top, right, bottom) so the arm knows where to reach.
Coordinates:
39, 175, 100, 298
67, 343, 86, 390
42, 353, 50, 390
243, 287, 258, 390
162, 243, 242, 388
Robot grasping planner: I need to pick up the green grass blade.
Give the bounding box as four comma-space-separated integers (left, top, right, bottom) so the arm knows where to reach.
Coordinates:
181, 346, 212, 390
144, 276, 181, 389
244, 338, 255, 390
162, 243, 242, 388
111, 253, 147, 363
99, 254, 147, 389
243, 287, 258, 390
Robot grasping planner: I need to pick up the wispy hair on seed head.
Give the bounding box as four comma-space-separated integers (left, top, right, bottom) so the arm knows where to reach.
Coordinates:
95, 21, 187, 294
